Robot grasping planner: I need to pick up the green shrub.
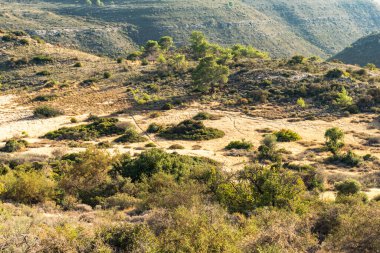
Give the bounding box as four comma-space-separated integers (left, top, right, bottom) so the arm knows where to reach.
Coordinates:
288, 55, 305, 65
99, 223, 158, 252
0, 170, 56, 204
147, 123, 164, 133
70, 117, 78, 123
225, 139, 253, 150
31, 55, 53, 64
193, 112, 221, 120
325, 68, 345, 79
145, 143, 157, 148
114, 129, 147, 143
73, 62, 82, 67
33, 106, 64, 118
112, 148, 218, 181
36, 70, 51, 76
102, 193, 141, 210
161, 103, 174, 110
19, 38, 29, 45
335, 179, 361, 195
340, 150, 362, 167
274, 129, 301, 142
44, 118, 126, 141
103, 72, 111, 79
1, 139, 28, 153
168, 144, 185, 150
158, 120, 225, 140
116, 57, 123, 63
33, 94, 57, 101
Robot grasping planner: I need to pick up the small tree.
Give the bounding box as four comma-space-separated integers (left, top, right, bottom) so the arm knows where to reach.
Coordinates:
192, 56, 229, 93
144, 40, 160, 56
258, 134, 281, 162
334, 87, 353, 107
325, 127, 344, 155
158, 36, 174, 51
297, 98, 307, 108
189, 31, 209, 59
169, 54, 188, 73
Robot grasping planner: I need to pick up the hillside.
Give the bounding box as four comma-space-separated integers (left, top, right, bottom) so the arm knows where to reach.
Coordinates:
1, 0, 380, 58
331, 32, 380, 67
0, 30, 380, 252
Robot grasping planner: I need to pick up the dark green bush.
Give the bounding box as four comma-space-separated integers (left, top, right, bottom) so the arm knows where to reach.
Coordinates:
225, 139, 253, 150
31, 55, 53, 64
161, 103, 174, 110
325, 69, 345, 79
73, 62, 82, 67
112, 148, 218, 181
103, 72, 111, 79
33, 106, 63, 118
36, 70, 51, 76
274, 129, 301, 142
193, 112, 221, 120
33, 94, 57, 102
44, 118, 126, 141
168, 144, 185, 150
147, 123, 164, 133
114, 129, 147, 143
1, 139, 28, 153
158, 120, 225, 140
335, 179, 361, 195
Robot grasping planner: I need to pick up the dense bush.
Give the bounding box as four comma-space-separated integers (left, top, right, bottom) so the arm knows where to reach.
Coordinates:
31, 55, 53, 64
147, 123, 164, 133
112, 148, 218, 181
1, 139, 28, 153
158, 120, 225, 140
0, 170, 56, 204
114, 129, 147, 143
225, 139, 253, 150
325, 68, 345, 79
33, 105, 63, 118
193, 112, 221, 120
335, 179, 361, 195
33, 94, 57, 101
44, 118, 126, 140
168, 144, 185, 150
274, 129, 301, 142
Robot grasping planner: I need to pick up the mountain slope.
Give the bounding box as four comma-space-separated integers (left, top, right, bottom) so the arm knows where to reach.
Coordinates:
1, 0, 380, 58
331, 32, 380, 66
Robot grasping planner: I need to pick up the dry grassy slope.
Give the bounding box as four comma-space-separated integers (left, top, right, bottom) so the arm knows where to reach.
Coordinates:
0, 32, 379, 191
331, 32, 380, 67
0, 2, 136, 56
2, 0, 380, 58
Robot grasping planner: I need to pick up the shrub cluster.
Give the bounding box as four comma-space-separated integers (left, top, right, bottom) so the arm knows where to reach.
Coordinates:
33, 105, 63, 118
44, 118, 126, 141
225, 139, 253, 150
158, 120, 225, 140
274, 129, 301, 142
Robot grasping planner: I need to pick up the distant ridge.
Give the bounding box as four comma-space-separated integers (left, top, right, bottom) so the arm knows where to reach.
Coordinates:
331, 32, 380, 67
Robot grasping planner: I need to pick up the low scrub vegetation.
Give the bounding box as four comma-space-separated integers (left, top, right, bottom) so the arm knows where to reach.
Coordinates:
225, 139, 253, 150
44, 118, 126, 140
274, 129, 302, 142
33, 106, 63, 118
1, 139, 28, 153
158, 120, 225, 140
114, 129, 147, 143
